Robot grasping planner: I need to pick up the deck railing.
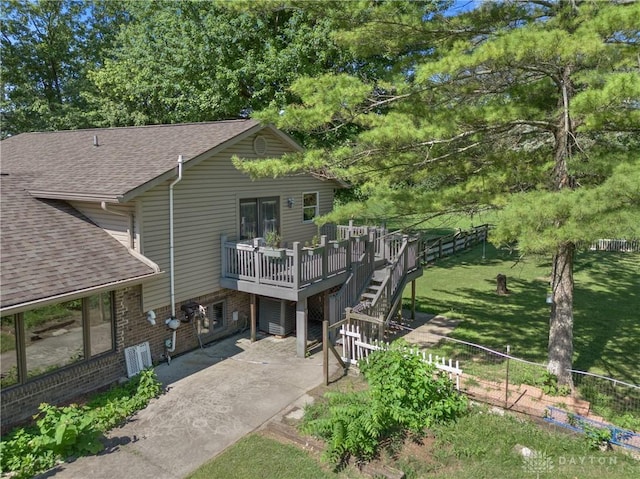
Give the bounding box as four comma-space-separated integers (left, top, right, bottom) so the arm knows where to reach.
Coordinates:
328, 231, 377, 326
328, 230, 422, 326
322, 220, 389, 259
221, 234, 365, 291
361, 234, 421, 320
223, 224, 422, 323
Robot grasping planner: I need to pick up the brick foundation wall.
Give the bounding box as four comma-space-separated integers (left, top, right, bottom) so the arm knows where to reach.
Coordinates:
132, 289, 252, 361
1, 286, 251, 431
0, 353, 123, 433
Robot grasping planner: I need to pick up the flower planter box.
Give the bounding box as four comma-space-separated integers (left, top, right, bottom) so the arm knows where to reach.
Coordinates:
304, 246, 324, 256
262, 247, 286, 259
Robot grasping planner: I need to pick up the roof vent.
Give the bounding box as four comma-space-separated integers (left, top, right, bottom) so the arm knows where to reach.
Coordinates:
93, 135, 99, 147
253, 135, 267, 156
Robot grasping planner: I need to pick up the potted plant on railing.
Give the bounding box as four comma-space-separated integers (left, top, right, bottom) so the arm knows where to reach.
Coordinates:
303, 235, 325, 256
262, 231, 286, 259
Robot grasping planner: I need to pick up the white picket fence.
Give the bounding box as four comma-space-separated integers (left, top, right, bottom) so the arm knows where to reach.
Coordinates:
339, 323, 463, 390
590, 239, 640, 252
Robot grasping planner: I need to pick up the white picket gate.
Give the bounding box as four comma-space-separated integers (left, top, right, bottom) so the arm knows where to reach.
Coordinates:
339, 323, 463, 390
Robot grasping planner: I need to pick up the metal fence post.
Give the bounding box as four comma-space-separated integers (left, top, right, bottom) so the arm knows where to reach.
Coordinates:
505, 345, 510, 408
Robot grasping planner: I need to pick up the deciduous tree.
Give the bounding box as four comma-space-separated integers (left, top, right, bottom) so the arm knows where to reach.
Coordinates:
0, 0, 126, 137
87, 0, 365, 126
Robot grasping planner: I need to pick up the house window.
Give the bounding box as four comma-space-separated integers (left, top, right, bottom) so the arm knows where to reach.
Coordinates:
0, 315, 18, 388
303, 192, 319, 222
0, 292, 115, 388
88, 293, 115, 356
25, 301, 85, 379
239, 197, 280, 240
209, 301, 225, 331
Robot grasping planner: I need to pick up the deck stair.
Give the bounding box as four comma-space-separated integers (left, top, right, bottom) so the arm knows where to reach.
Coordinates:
360, 269, 386, 303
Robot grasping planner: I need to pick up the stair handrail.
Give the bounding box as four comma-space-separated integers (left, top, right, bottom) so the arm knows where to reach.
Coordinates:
363, 235, 409, 315
328, 229, 377, 326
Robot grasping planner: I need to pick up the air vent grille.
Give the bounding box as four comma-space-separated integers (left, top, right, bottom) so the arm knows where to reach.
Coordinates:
124, 341, 152, 377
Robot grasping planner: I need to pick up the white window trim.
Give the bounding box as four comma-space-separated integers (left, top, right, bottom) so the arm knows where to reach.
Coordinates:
302, 191, 319, 223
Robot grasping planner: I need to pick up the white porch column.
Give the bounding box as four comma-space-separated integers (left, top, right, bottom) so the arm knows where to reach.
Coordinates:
296, 298, 307, 358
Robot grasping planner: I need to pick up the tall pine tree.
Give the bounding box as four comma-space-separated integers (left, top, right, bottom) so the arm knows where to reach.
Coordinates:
240, 0, 640, 387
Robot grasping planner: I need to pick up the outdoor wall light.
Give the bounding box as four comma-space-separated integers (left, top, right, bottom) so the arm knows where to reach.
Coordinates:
146, 310, 157, 325
287, 197, 295, 208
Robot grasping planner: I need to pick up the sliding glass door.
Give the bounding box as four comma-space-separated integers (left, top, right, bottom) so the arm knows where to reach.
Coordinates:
239, 197, 279, 240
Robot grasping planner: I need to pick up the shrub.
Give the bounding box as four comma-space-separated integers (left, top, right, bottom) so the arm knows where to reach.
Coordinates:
0, 368, 162, 478
300, 340, 468, 466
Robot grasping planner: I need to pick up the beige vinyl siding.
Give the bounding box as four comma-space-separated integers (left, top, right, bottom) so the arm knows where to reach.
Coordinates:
71, 201, 134, 248
140, 131, 337, 311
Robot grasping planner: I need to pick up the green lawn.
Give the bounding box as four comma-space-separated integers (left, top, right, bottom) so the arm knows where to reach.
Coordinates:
185, 434, 341, 479
388, 210, 499, 237
188, 409, 639, 479
403, 243, 640, 385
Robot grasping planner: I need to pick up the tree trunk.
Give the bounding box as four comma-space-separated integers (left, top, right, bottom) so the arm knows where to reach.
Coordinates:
547, 241, 575, 389
547, 61, 577, 389
496, 274, 509, 295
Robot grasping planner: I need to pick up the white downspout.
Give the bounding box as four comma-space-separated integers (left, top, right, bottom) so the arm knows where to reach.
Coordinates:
166, 155, 183, 356
167, 330, 177, 355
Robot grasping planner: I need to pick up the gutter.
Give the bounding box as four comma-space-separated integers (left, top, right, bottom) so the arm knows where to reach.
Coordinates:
0, 271, 163, 316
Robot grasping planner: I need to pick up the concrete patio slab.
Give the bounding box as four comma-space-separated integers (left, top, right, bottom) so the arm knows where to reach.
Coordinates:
36, 331, 339, 479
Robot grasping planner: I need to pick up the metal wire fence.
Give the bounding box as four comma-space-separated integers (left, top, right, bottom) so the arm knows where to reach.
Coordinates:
386, 320, 640, 436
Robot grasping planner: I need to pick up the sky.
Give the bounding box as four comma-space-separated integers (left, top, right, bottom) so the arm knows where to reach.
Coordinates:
445, 0, 484, 16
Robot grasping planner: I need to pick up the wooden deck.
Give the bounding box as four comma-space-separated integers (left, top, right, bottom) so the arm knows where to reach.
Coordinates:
220, 223, 422, 301
220, 234, 369, 301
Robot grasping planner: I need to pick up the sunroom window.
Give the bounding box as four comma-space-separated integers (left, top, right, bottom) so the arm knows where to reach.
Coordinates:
0, 292, 115, 387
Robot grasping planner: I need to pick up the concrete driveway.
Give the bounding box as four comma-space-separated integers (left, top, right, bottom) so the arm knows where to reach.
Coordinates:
37, 331, 339, 479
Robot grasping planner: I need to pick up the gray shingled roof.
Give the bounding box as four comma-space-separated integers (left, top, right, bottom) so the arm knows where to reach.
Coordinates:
0, 174, 157, 310
0, 119, 262, 201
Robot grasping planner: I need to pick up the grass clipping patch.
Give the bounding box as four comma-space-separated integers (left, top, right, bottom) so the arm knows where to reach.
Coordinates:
300, 339, 468, 467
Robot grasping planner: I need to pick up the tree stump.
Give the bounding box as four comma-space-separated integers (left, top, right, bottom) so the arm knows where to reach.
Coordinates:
496, 274, 510, 295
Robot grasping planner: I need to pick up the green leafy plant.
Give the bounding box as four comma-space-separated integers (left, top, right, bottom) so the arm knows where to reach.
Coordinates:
566, 412, 579, 428
264, 230, 281, 248
34, 403, 104, 457
0, 365, 18, 387
300, 340, 467, 466
582, 422, 612, 451
0, 368, 162, 478
565, 413, 614, 451
610, 413, 640, 433
538, 371, 571, 397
